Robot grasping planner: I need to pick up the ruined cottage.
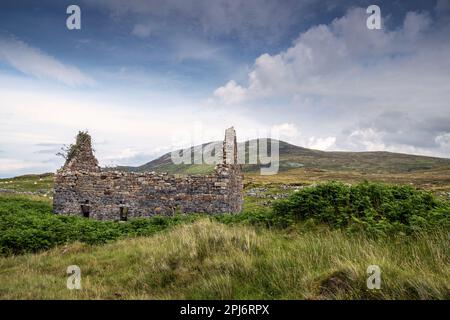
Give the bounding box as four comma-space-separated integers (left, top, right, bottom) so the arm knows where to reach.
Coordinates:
53, 128, 243, 220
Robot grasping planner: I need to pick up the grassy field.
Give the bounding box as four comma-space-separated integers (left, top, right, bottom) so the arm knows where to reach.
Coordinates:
0, 174, 53, 195
0, 157, 449, 300
246, 167, 450, 192
0, 219, 448, 299
0, 180, 449, 299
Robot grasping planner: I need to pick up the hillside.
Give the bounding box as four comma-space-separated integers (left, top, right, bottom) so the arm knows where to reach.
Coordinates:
0, 173, 54, 196
119, 139, 450, 175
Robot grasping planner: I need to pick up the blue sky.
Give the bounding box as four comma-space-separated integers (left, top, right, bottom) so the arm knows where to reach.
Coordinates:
0, 0, 450, 177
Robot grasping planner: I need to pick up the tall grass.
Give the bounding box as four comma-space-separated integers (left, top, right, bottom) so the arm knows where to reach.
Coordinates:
0, 219, 448, 299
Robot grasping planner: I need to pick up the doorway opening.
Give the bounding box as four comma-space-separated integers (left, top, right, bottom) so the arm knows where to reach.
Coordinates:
119, 201, 128, 221
81, 200, 90, 218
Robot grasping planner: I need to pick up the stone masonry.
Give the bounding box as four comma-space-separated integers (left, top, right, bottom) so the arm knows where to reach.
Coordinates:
53, 128, 243, 220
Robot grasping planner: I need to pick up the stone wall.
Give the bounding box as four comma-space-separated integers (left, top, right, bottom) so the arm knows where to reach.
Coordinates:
53, 128, 243, 220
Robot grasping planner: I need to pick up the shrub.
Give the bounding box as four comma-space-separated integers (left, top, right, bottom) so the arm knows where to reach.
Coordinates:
0, 195, 199, 255
272, 181, 450, 235
56, 130, 91, 162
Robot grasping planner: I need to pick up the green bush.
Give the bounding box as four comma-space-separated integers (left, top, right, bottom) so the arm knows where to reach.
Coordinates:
272, 181, 450, 235
215, 206, 295, 229
0, 195, 199, 255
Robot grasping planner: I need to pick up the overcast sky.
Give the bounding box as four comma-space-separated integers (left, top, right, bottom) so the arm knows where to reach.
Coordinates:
0, 0, 449, 177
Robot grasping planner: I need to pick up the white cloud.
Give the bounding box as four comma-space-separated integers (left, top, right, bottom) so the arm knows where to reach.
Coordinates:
435, 133, 450, 148
0, 37, 95, 87
213, 7, 450, 157
403, 11, 432, 39
104, 148, 140, 160
271, 123, 300, 139
270, 123, 336, 151
307, 136, 336, 150
346, 128, 386, 151
336, 127, 450, 158
0, 78, 270, 176
214, 8, 449, 101
213, 80, 247, 104
0, 158, 44, 173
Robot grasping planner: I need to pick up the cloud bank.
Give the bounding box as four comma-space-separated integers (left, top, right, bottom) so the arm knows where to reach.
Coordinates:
214, 6, 450, 157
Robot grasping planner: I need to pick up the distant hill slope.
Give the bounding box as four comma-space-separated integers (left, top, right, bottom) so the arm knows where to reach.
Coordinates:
117, 139, 450, 175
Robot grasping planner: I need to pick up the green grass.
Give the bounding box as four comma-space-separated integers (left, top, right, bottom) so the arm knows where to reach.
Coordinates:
0, 174, 53, 194
0, 219, 448, 299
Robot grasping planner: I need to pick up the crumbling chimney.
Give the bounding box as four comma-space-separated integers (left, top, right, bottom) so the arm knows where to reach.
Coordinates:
63, 131, 100, 172
223, 127, 238, 165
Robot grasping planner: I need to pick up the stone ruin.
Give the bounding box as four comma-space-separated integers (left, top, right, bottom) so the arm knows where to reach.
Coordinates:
53, 128, 243, 220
